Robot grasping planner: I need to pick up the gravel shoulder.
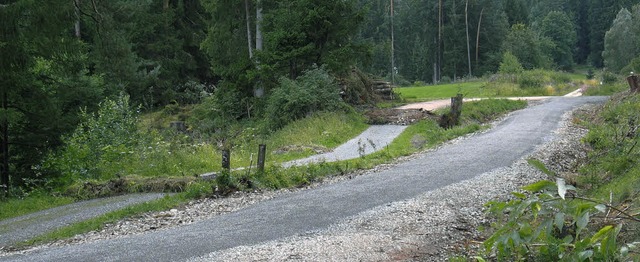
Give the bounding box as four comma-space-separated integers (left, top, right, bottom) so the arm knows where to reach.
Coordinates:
0, 97, 605, 261
189, 103, 598, 261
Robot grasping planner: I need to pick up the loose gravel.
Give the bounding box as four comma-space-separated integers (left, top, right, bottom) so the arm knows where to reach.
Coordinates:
0, 101, 601, 261
187, 105, 597, 261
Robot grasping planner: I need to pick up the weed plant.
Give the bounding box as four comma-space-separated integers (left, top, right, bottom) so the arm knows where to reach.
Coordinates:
482, 91, 640, 260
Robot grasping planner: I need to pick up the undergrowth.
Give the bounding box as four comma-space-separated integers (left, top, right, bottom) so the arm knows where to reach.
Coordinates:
481, 90, 640, 261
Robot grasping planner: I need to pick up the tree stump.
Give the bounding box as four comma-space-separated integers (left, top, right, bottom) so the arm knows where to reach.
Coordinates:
627, 75, 639, 93
439, 94, 463, 129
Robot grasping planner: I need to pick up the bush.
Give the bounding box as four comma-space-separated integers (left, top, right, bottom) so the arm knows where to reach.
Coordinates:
189, 82, 248, 149
621, 56, 640, 75
484, 179, 640, 261
265, 66, 347, 130
517, 70, 551, 89
43, 94, 144, 183
602, 71, 619, 84
499, 51, 524, 75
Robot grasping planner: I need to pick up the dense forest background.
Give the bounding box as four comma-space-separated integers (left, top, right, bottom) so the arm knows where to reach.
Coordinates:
1, 0, 640, 193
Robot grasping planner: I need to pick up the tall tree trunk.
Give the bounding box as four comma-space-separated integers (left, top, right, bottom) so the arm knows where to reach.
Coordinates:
245, 0, 253, 59
390, 0, 395, 85
465, 0, 472, 76
254, 0, 264, 98
255, 0, 263, 52
74, 0, 81, 38
475, 7, 484, 67
437, 0, 443, 82
163, 0, 170, 10
1, 90, 9, 196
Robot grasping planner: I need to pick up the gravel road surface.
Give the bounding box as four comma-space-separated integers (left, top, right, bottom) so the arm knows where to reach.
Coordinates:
0, 193, 166, 247
0, 96, 606, 262
281, 125, 408, 168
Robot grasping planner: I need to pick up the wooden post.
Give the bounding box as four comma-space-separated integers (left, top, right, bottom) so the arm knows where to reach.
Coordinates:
257, 144, 266, 174
627, 75, 639, 92
439, 94, 463, 129
221, 149, 231, 171
451, 93, 463, 125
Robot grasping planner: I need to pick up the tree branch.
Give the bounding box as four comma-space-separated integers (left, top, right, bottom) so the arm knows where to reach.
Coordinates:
569, 195, 640, 223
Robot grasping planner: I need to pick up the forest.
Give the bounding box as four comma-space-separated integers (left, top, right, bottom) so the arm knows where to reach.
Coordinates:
1, 0, 640, 196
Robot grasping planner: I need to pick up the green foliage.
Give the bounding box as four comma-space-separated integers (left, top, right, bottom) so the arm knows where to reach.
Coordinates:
539, 11, 577, 70
265, 67, 347, 130
602, 71, 620, 84
43, 95, 142, 182
484, 179, 639, 261
603, 7, 640, 73
502, 23, 551, 70
581, 94, 640, 189
189, 83, 248, 149
499, 52, 525, 75
586, 69, 595, 80
260, 0, 365, 79
621, 56, 640, 75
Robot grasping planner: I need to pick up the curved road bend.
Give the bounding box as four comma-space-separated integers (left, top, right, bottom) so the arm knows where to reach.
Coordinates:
1, 96, 607, 262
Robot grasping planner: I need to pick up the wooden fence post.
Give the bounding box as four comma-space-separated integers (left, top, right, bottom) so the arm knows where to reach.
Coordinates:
257, 144, 266, 174
221, 149, 231, 171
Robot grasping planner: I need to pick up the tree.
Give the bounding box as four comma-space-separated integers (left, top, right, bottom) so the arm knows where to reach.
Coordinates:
499, 51, 524, 74
539, 11, 577, 70
503, 0, 529, 25
260, 0, 366, 80
502, 23, 550, 70
1, 0, 104, 194
603, 8, 638, 73
588, 0, 636, 67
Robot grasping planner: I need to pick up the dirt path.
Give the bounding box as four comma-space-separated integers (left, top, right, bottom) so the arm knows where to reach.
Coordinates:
0, 193, 167, 248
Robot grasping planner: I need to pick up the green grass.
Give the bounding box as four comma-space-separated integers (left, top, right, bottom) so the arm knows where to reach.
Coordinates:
395, 81, 487, 102
18, 193, 191, 248
395, 70, 589, 102
93, 110, 368, 181
0, 194, 75, 221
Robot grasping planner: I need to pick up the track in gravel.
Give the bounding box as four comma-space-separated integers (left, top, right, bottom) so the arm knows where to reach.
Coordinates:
0, 96, 607, 262
0, 194, 167, 247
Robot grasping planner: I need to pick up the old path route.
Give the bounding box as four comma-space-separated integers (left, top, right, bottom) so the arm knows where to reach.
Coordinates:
1, 96, 606, 262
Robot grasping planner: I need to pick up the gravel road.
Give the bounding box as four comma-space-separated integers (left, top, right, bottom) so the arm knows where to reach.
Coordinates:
0, 96, 606, 261
281, 125, 408, 168
0, 193, 166, 247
